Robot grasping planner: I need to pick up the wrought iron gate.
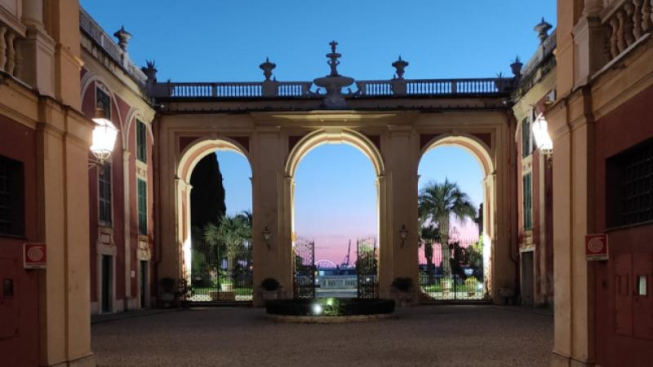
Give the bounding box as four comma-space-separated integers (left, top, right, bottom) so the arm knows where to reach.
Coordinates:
189, 240, 253, 302
418, 237, 488, 301
294, 237, 315, 299
356, 236, 378, 299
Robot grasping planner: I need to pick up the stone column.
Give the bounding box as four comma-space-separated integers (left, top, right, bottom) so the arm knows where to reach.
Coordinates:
583, 0, 603, 16
547, 92, 596, 367
573, 1, 610, 88
383, 127, 419, 301
22, 0, 45, 27
251, 126, 290, 305
36, 102, 95, 367
123, 150, 132, 309
43, 0, 82, 107
20, 0, 56, 96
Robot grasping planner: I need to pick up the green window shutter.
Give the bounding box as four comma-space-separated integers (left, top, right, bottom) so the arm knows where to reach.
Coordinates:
137, 121, 147, 163
138, 179, 147, 235
523, 173, 533, 230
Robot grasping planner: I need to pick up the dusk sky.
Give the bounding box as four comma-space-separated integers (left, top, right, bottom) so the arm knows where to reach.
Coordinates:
81, 0, 556, 264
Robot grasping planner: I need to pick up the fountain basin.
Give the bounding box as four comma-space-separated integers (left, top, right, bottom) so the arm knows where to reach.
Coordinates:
266, 298, 395, 323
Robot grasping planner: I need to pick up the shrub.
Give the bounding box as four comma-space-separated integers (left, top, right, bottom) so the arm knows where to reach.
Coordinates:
465, 276, 478, 289
159, 277, 176, 293
260, 277, 280, 291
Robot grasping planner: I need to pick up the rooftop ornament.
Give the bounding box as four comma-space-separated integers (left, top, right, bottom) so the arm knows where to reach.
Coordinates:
259, 57, 276, 81
113, 26, 132, 51
510, 56, 523, 78
534, 18, 553, 44
392, 56, 409, 79
313, 41, 355, 109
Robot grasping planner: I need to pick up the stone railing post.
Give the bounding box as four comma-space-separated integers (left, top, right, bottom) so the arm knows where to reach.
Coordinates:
0, 26, 6, 71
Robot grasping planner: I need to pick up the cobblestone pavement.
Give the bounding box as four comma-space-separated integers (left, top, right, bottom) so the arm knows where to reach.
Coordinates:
92, 305, 553, 367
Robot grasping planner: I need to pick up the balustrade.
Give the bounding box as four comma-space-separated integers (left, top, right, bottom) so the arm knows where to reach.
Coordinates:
159, 77, 510, 99
603, 0, 653, 60
0, 23, 24, 79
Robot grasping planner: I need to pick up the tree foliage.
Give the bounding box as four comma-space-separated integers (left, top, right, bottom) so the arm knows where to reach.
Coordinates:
418, 179, 477, 279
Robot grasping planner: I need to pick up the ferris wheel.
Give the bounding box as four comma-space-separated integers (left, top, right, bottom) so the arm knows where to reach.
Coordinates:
315, 259, 337, 269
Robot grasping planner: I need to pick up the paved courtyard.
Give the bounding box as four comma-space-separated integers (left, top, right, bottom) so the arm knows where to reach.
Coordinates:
92, 305, 553, 367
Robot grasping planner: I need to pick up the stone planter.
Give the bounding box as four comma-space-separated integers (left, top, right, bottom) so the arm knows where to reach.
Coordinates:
221, 283, 233, 292
391, 289, 413, 307
262, 290, 279, 301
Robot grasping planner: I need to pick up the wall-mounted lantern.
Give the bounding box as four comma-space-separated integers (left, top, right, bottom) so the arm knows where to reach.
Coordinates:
399, 225, 408, 248
90, 106, 118, 166
262, 226, 272, 250
532, 113, 553, 158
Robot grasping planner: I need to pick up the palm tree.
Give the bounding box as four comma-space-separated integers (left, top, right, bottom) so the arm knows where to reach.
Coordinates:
203, 212, 252, 283
418, 213, 440, 285
418, 179, 477, 280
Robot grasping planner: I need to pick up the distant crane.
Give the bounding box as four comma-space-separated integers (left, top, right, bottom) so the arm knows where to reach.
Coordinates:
341, 240, 351, 267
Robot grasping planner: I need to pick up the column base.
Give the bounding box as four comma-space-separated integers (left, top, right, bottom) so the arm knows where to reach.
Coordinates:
551, 352, 596, 367
50, 354, 96, 367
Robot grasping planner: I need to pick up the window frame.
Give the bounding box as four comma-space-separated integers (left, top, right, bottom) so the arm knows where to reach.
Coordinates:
606, 139, 653, 228
137, 178, 147, 236
98, 162, 113, 227
136, 120, 147, 163
522, 113, 534, 158
523, 172, 533, 231
96, 86, 111, 119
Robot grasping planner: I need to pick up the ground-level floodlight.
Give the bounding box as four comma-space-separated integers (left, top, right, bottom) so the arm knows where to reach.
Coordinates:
532, 114, 553, 157
399, 224, 408, 247
90, 106, 118, 165
262, 226, 272, 250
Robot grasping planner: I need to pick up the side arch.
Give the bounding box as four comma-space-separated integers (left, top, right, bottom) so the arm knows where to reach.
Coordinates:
418, 133, 496, 300
174, 136, 252, 285
177, 136, 251, 184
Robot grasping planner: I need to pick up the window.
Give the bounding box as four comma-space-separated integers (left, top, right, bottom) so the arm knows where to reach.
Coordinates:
523, 173, 533, 230
0, 155, 24, 237
96, 87, 111, 119
607, 139, 653, 227
99, 163, 112, 226
137, 120, 147, 163
138, 179, 147, 235
522, 115, 533, 158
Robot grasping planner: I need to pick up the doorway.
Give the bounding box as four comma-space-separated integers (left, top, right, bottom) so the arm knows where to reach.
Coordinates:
101, 255, 112, 313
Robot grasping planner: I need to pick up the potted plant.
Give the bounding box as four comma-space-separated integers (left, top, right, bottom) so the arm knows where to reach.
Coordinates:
159, 277, 177, 308
219, 274, 233, 292
259, 278, 281, 301
465, 276, 478, 297
391, 277, 414, 306
440, 277, 453, 297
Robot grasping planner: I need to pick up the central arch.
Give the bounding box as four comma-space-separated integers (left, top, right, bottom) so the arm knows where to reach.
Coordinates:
284, 128, 386, 298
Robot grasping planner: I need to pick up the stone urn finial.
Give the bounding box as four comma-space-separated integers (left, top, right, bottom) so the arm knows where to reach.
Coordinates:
113, 26, 132, 51
392, 56, 409, 80
142, 60, 158, 82
534, 18, 553, 43
259, 57, 276, 81
510, 56, 523, 78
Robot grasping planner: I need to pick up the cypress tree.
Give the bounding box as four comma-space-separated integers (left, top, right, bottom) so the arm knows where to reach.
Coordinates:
190, 153, 227, 229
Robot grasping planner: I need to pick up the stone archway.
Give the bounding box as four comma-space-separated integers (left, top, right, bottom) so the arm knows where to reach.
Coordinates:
175, 137, 252, 285
419, 133, 497, 299
283, 128, 386, 298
